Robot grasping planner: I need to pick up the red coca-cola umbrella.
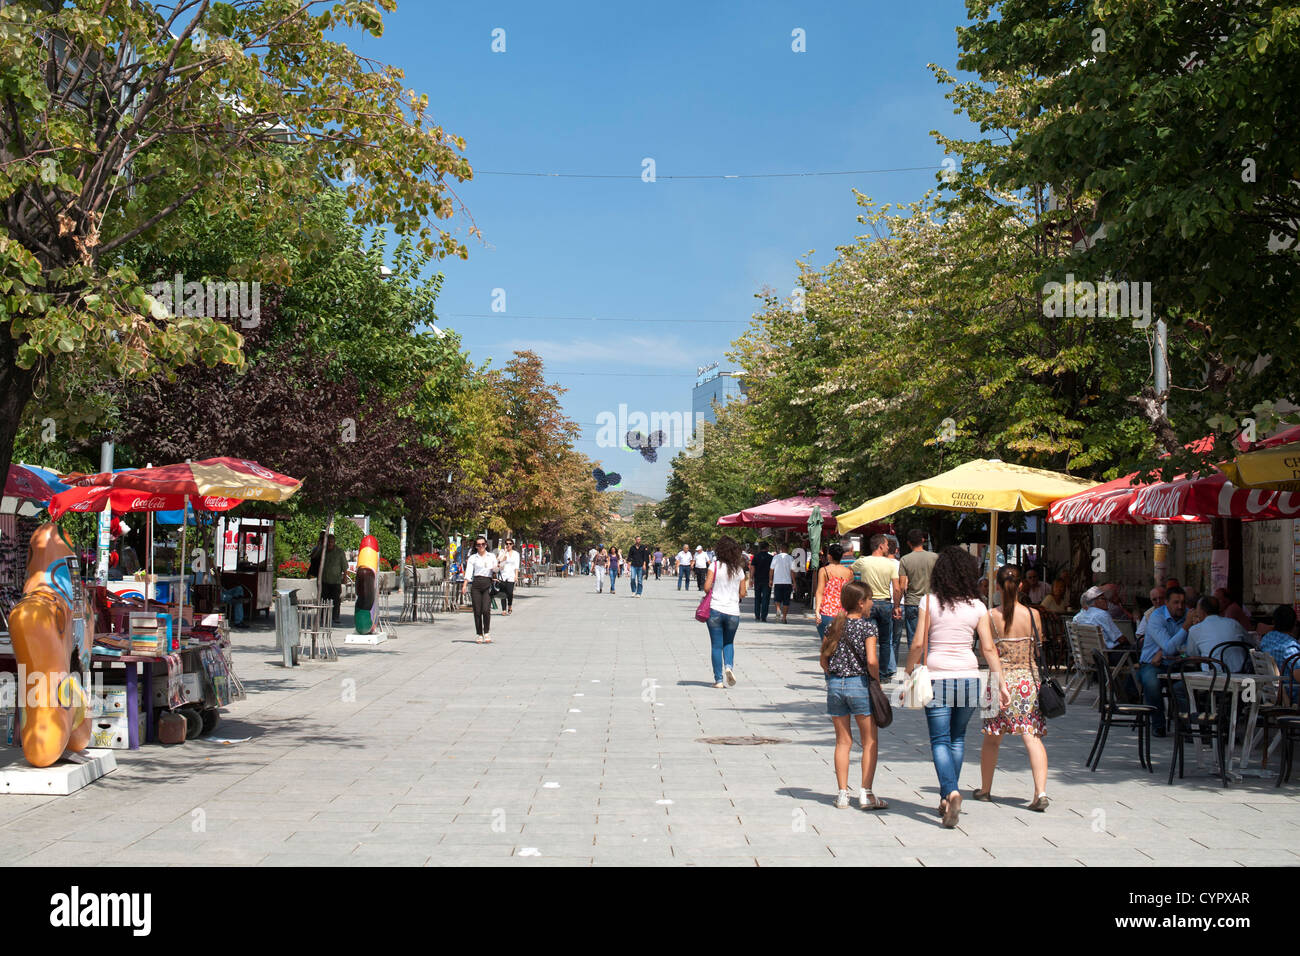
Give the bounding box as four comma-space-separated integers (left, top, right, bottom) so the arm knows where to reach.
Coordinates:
1047, 473, 1147, 525
1129, 473, 1300, 522
716, 512, 750, 527
47, 485, 241, 519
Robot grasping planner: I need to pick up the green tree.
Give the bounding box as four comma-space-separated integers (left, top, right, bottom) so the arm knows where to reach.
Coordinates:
0, 0, 473, 481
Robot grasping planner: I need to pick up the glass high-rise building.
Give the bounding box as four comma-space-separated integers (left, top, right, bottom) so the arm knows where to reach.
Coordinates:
692, 365, 746, 428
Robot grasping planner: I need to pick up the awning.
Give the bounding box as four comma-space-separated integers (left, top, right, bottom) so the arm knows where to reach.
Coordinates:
1130, 473, 1300, 522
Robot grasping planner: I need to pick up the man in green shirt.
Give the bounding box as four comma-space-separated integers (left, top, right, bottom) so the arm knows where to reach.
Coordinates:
897, 528, 938, 662
852, 534, 902, 682
319, 535, 348, 626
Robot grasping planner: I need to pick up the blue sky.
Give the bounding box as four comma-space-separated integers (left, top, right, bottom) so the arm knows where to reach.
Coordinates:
350, 0, 976, 497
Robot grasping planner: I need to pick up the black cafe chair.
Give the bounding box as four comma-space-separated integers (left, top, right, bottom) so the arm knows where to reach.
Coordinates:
1208, 640, 1256, 675
1088, 650, 1159, 772
1265, 652, 1300, 785
1167, 657, 1231, 787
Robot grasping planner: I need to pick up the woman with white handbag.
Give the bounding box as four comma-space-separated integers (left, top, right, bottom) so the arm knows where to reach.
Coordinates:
904, 547, 1006, 829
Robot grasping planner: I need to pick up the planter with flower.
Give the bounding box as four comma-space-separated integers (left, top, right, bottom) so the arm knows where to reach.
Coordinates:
276, 559, 318, 602
376, 556, 396, 592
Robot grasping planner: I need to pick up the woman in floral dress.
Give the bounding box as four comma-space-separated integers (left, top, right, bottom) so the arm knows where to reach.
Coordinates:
977, 565, 1050, 811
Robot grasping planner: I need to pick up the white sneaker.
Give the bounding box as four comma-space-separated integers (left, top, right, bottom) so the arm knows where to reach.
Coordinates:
835, 789, 850, 809
724, 666, 737, 687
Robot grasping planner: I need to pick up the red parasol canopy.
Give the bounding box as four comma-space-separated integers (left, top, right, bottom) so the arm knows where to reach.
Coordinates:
716, 512, 750, 527
723, 493, 838, 529
1047, 473, 1147, 525
62, 457, 302, 502
4, 464, 56, 501
48, 486, 241, 519
1129, 473, 1300, 522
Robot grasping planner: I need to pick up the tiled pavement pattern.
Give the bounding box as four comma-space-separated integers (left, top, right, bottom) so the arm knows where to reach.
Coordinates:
2, 574, 1297, 866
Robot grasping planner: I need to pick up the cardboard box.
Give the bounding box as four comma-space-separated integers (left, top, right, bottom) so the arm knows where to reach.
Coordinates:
151, 672, 201, 707
90, 686, 139, 718
88, 712, 145, 750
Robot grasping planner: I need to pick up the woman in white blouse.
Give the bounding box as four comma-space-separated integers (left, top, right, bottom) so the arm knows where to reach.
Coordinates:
497, 539, 521, 615
461, 537, 499, 643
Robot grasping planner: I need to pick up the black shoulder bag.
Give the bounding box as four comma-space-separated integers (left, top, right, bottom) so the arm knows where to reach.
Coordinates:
1033, 610, 1066, 719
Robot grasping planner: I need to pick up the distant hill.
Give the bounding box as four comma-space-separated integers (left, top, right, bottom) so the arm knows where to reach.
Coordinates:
616, 492, 659, 518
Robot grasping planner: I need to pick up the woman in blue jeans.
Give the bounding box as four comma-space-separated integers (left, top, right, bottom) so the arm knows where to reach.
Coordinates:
904, 547, 1005, 828
820, 581, 887, 810
703, 536, 749, 688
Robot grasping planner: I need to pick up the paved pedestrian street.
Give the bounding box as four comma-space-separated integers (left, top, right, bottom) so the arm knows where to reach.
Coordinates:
4, 576, 1298, 867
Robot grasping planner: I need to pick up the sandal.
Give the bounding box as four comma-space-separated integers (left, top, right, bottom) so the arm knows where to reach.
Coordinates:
859, 790, 888, 811
941, 792, 962, 829
476, 636, 484, 644
973, 789, 993, 802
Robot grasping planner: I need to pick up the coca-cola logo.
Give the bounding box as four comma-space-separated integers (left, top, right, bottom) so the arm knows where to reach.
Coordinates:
202, 497, 235, 509
131, 496, 167, 509
240, 460, 276, 480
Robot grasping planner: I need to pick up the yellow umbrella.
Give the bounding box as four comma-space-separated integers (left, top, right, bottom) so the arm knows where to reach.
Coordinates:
834, 459, 1098, 605
1218, 445, 1300, 493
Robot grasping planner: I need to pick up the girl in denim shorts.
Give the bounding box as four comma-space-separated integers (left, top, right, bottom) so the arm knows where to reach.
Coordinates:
820, 581, 887, 810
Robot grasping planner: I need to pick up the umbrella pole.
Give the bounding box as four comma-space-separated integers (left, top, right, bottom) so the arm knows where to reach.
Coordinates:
987, 511, 998, 607
178, 501, 188, 643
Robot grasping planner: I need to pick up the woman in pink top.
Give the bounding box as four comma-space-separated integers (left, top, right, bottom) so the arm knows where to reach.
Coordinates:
904, 547, 1006, 828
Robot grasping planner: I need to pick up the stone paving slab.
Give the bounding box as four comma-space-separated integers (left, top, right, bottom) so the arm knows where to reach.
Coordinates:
2, 573, 1298, 866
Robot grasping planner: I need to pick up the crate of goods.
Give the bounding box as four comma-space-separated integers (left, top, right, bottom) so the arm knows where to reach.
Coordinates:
88, 711, 145, 750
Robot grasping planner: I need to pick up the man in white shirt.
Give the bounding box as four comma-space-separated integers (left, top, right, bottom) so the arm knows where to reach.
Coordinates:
1073, 585, 1127, 651
1186, 596, 1251, 671
693, 545, 709, 591
770, 542, 795, 624
676, 545, 692, 590
1136, 586, 1166, 639
587, 547, 597, 576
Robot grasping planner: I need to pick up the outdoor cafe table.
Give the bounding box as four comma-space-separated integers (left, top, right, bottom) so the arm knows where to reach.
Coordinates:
1161, 670, 1281, 779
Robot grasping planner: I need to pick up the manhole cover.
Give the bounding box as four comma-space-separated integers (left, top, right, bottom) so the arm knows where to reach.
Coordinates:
697, 736, 791, 746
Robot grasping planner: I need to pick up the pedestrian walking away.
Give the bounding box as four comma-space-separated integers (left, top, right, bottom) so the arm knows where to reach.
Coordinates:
703, 536, 749, 688
693, 545, 709, 591
750, 540, 773, 622
461, 537, 499, 643
608, 546, 621, 594
497, 539, 520, 615
627, 536, 650, 597
593, 546, 609, 592
814, 543, 854, 638
820, 580, 887, 810
898, 528, 938, 661
978, 566, 1050, 811
904, 546, 1001, 829
770, 540, 794, 623
853, 534, 903, 682
676, 545, 692, 590
652, 548, 663, 581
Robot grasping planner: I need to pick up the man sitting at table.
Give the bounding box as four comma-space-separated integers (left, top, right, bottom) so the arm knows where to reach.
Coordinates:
1260, 605, 1300, 704
1186, 596, 1250, 672
1020, 567, 1048, 605
1213, 587, 1253, 633
1136, 586, 1166, 641
1039, 577, 1069, 613
1074, 585, 1128, 652
1101, 582, 1134, 622
1139, 585, 1191, 736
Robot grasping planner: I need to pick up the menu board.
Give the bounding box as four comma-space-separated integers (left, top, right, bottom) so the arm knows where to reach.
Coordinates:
1251, 519, 1291, 606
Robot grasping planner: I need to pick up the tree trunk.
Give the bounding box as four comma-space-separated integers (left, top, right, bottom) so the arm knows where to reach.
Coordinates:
0, 342, 40, 482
